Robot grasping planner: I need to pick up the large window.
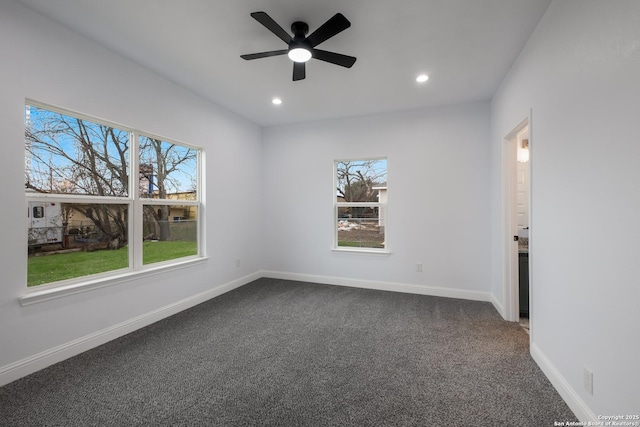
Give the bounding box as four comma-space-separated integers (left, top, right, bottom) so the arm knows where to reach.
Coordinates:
335, 159, 387, 251
25, 102, 201, 288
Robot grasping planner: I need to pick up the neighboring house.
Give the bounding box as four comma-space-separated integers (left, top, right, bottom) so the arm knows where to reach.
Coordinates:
28, 191, 195, 250
152, 191, 197, 222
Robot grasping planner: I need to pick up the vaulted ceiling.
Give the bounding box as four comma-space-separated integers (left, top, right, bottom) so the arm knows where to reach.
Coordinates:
14, 0, 551, 127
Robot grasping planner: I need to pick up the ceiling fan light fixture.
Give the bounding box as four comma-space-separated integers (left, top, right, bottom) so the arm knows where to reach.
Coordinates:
241, 12, 356, 80
288, 47, 312, 63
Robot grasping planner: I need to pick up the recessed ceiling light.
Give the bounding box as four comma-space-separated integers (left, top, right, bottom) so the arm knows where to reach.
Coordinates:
416, 74, 429, 83
272, 98, 282, 105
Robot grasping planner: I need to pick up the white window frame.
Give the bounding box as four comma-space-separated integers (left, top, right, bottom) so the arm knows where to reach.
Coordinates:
22, 100, 205, 304
333, 158, 389, 254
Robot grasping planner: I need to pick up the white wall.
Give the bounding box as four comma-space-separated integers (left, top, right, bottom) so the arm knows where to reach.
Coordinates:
490, 0, 640, 418
0, 1, 263, 383
262, 103, 492, 300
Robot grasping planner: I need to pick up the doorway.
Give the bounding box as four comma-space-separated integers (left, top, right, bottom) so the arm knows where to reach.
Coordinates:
503, 116, 531, 326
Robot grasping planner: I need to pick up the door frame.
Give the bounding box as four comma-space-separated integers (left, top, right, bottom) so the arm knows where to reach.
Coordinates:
502, 112, 532, 324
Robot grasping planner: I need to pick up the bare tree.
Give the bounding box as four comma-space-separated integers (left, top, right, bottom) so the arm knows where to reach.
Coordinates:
336, 160, 386, 202
26, 112, 129, 196
26, 108, 129, 247
139, 137, 197, 241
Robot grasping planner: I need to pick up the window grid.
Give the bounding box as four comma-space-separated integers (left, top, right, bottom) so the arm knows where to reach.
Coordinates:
25, 101, 202, 289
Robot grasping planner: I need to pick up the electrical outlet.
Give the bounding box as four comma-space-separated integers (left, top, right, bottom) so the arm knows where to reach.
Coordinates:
416, 263, 423, 272
235, 259, 240, 268
583, 366, 593, 395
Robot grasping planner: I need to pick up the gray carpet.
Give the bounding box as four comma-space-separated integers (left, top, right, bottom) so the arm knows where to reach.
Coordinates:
0, 278, 577, 426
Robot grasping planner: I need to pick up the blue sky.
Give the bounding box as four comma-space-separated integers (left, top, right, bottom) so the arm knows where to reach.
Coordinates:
26, 104, 197, 196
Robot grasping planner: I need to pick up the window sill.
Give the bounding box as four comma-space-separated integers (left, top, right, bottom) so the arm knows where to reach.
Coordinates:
331, 248, 391, 255
19, 256, 209, 306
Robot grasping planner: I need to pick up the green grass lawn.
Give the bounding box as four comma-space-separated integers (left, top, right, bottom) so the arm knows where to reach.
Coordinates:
142, 240, 197, 264
28, 241, 197, 287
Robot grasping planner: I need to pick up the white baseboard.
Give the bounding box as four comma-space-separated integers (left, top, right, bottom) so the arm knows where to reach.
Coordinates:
0, 271, 262, 388
490, 293, 506, 319
1, 270, 598, 424
0, 271, 502, 388
261, 270, 493, 303
530, 342, 596, 422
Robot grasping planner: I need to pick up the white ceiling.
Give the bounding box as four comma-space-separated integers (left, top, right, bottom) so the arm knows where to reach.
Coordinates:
14, 0, 551, 128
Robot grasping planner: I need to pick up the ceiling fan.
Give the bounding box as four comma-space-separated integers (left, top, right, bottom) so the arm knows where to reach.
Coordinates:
240, 11, 357, 81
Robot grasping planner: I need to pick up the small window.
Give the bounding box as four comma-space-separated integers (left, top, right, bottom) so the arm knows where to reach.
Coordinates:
32, 206, 44, 218
335, 159, 387, 250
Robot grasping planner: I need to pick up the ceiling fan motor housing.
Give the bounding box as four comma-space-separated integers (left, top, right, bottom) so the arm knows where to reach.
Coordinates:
289, 21, 311, 52
291, 21, 309, 37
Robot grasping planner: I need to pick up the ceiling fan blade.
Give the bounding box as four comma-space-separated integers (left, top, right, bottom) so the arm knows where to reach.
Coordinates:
311, 49, 357, 68
293, 62, 306, 81
241, 50, 288, 60
250, 12, 292, 44
305, 13, 351, 48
